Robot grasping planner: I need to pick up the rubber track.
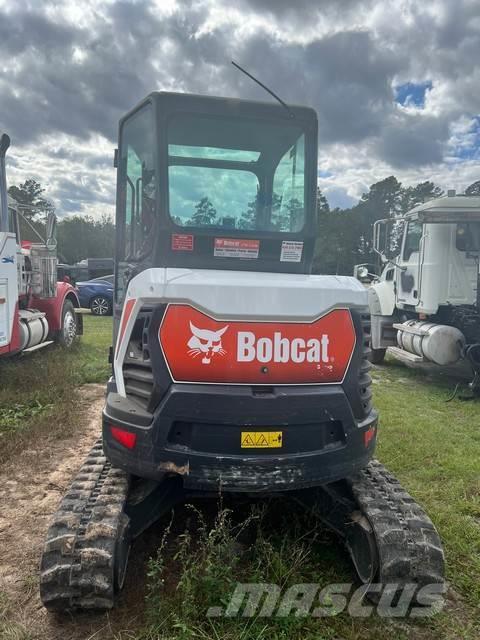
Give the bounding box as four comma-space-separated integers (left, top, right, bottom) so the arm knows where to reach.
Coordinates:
39, 439, 130, 611
349, 459, 445, 593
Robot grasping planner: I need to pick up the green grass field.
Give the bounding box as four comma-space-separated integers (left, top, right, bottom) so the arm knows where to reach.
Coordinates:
1, 323, 479, 639
138, 360, 480, 640
0, 314, 112, 463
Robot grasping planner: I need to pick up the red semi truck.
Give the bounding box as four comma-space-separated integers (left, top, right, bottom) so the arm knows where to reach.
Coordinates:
0, 133, 82, 356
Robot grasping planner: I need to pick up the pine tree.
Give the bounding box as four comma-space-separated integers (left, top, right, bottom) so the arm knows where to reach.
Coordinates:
190, 197, 217, 226
8, 179, 54, 221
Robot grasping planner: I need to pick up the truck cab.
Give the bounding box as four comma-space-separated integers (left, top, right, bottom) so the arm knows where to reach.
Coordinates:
369, 193, 480, 365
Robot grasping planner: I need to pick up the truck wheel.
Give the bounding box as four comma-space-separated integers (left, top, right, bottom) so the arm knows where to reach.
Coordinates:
370, 347, 386, 364
57, 300, 77, 348
91, 296, 111, 316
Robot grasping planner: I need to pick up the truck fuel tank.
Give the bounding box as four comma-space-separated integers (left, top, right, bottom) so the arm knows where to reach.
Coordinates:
395, 320, 465, 365
18, 309, 49, 350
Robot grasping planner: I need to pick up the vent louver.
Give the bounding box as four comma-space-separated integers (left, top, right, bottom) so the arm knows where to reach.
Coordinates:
122, 308, 154, 410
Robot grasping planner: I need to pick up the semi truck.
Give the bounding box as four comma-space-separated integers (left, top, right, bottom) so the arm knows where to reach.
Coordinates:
0, 133, 82, 357
366, 193, 480, 384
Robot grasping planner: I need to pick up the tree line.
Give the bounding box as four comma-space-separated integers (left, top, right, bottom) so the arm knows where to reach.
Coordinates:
8, 176, 480, 272
8, 179, 115, 264
315, 177, 480, 275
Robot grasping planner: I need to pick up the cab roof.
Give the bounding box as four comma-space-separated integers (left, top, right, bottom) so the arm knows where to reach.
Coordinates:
120, 90, 318, 129
407, 195, 480, 223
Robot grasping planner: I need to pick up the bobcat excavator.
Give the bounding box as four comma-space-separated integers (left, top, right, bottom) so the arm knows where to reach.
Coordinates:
40, 90, 444, 610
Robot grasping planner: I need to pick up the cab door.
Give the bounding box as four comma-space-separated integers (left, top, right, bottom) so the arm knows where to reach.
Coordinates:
396, 219, 423, 307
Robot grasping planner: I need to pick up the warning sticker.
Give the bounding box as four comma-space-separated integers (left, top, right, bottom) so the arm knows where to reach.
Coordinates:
241, 431, 283, 448
172, 234, 194, 251
214, 238, 259, 259
280, 241, 303, 262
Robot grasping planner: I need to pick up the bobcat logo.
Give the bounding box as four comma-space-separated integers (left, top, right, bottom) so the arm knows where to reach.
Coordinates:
187, 322, 228, 364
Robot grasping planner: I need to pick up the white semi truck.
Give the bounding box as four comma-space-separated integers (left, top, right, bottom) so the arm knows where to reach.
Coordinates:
367, 192, 480, 380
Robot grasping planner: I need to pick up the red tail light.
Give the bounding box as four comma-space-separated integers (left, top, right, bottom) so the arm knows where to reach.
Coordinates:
363, 425, 376, 448
111, 426, 137, 449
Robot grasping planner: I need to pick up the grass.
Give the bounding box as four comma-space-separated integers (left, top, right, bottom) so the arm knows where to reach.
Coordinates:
0, 314, 112, 463
0, 590, 32, 640
1, 325, 479, 639
135, 358, 480, 640
373, 362, 480, 610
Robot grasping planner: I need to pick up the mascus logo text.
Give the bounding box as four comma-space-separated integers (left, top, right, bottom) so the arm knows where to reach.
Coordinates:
160, 305, 355, 384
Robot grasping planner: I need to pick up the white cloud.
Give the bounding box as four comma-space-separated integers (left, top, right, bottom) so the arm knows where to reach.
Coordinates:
0, 0, 478, 216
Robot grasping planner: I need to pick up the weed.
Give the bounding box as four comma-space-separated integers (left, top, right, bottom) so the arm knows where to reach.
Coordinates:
0, 399, 53, 432
0, 591, 32, 640
0, 314, 112, 463
137, 359, 480, 640
145, 502, 257, 639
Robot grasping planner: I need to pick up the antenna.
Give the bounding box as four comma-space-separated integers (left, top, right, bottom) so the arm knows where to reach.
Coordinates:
231, 60, 295, 119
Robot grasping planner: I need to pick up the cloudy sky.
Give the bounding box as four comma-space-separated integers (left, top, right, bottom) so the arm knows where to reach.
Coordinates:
1, 0, 479, 217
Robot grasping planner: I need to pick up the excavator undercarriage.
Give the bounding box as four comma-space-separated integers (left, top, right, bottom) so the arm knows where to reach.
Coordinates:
40, 441, 444, 611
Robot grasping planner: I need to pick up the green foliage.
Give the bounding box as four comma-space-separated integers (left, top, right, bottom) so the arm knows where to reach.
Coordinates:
8, 172, 453, 275
0, 399, 53, 433
400, 180, 444, 212
372, 361, 480, 610
239, 193, 282, 230
189, 197, 217, 226
0, 314, 112, 460
144, 503, 252, 638
8, 178, 54, 221
138, 361, 480, 640
314, 177, 445, 275
316, 187, 330, 216
8, 177, 115, 264
56, 213, 114, 263
1, 315, 480, 639
143, 502, 334, 640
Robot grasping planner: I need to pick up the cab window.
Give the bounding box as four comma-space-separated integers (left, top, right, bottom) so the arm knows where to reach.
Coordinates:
456, 222, 480, 251
118, 104, 156, 262
167, 113, 306, 232
403, 221, 423, 260
271, 134, 305, 232
7, 206, 19, 241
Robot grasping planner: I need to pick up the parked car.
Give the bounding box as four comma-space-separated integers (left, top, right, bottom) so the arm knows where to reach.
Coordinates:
76, 275, 114, 316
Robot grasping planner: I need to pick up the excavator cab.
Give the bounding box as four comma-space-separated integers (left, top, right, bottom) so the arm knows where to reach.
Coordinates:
114, 93, 318, 313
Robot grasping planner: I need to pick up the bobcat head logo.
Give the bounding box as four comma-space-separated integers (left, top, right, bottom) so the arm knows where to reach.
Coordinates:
187, 322, 228, 365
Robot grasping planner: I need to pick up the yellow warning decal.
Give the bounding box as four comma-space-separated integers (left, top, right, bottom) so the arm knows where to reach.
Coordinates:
241, 431, 283, 448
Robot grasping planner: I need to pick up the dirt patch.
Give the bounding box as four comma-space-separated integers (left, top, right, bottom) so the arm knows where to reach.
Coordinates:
0, 384, 146, 640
